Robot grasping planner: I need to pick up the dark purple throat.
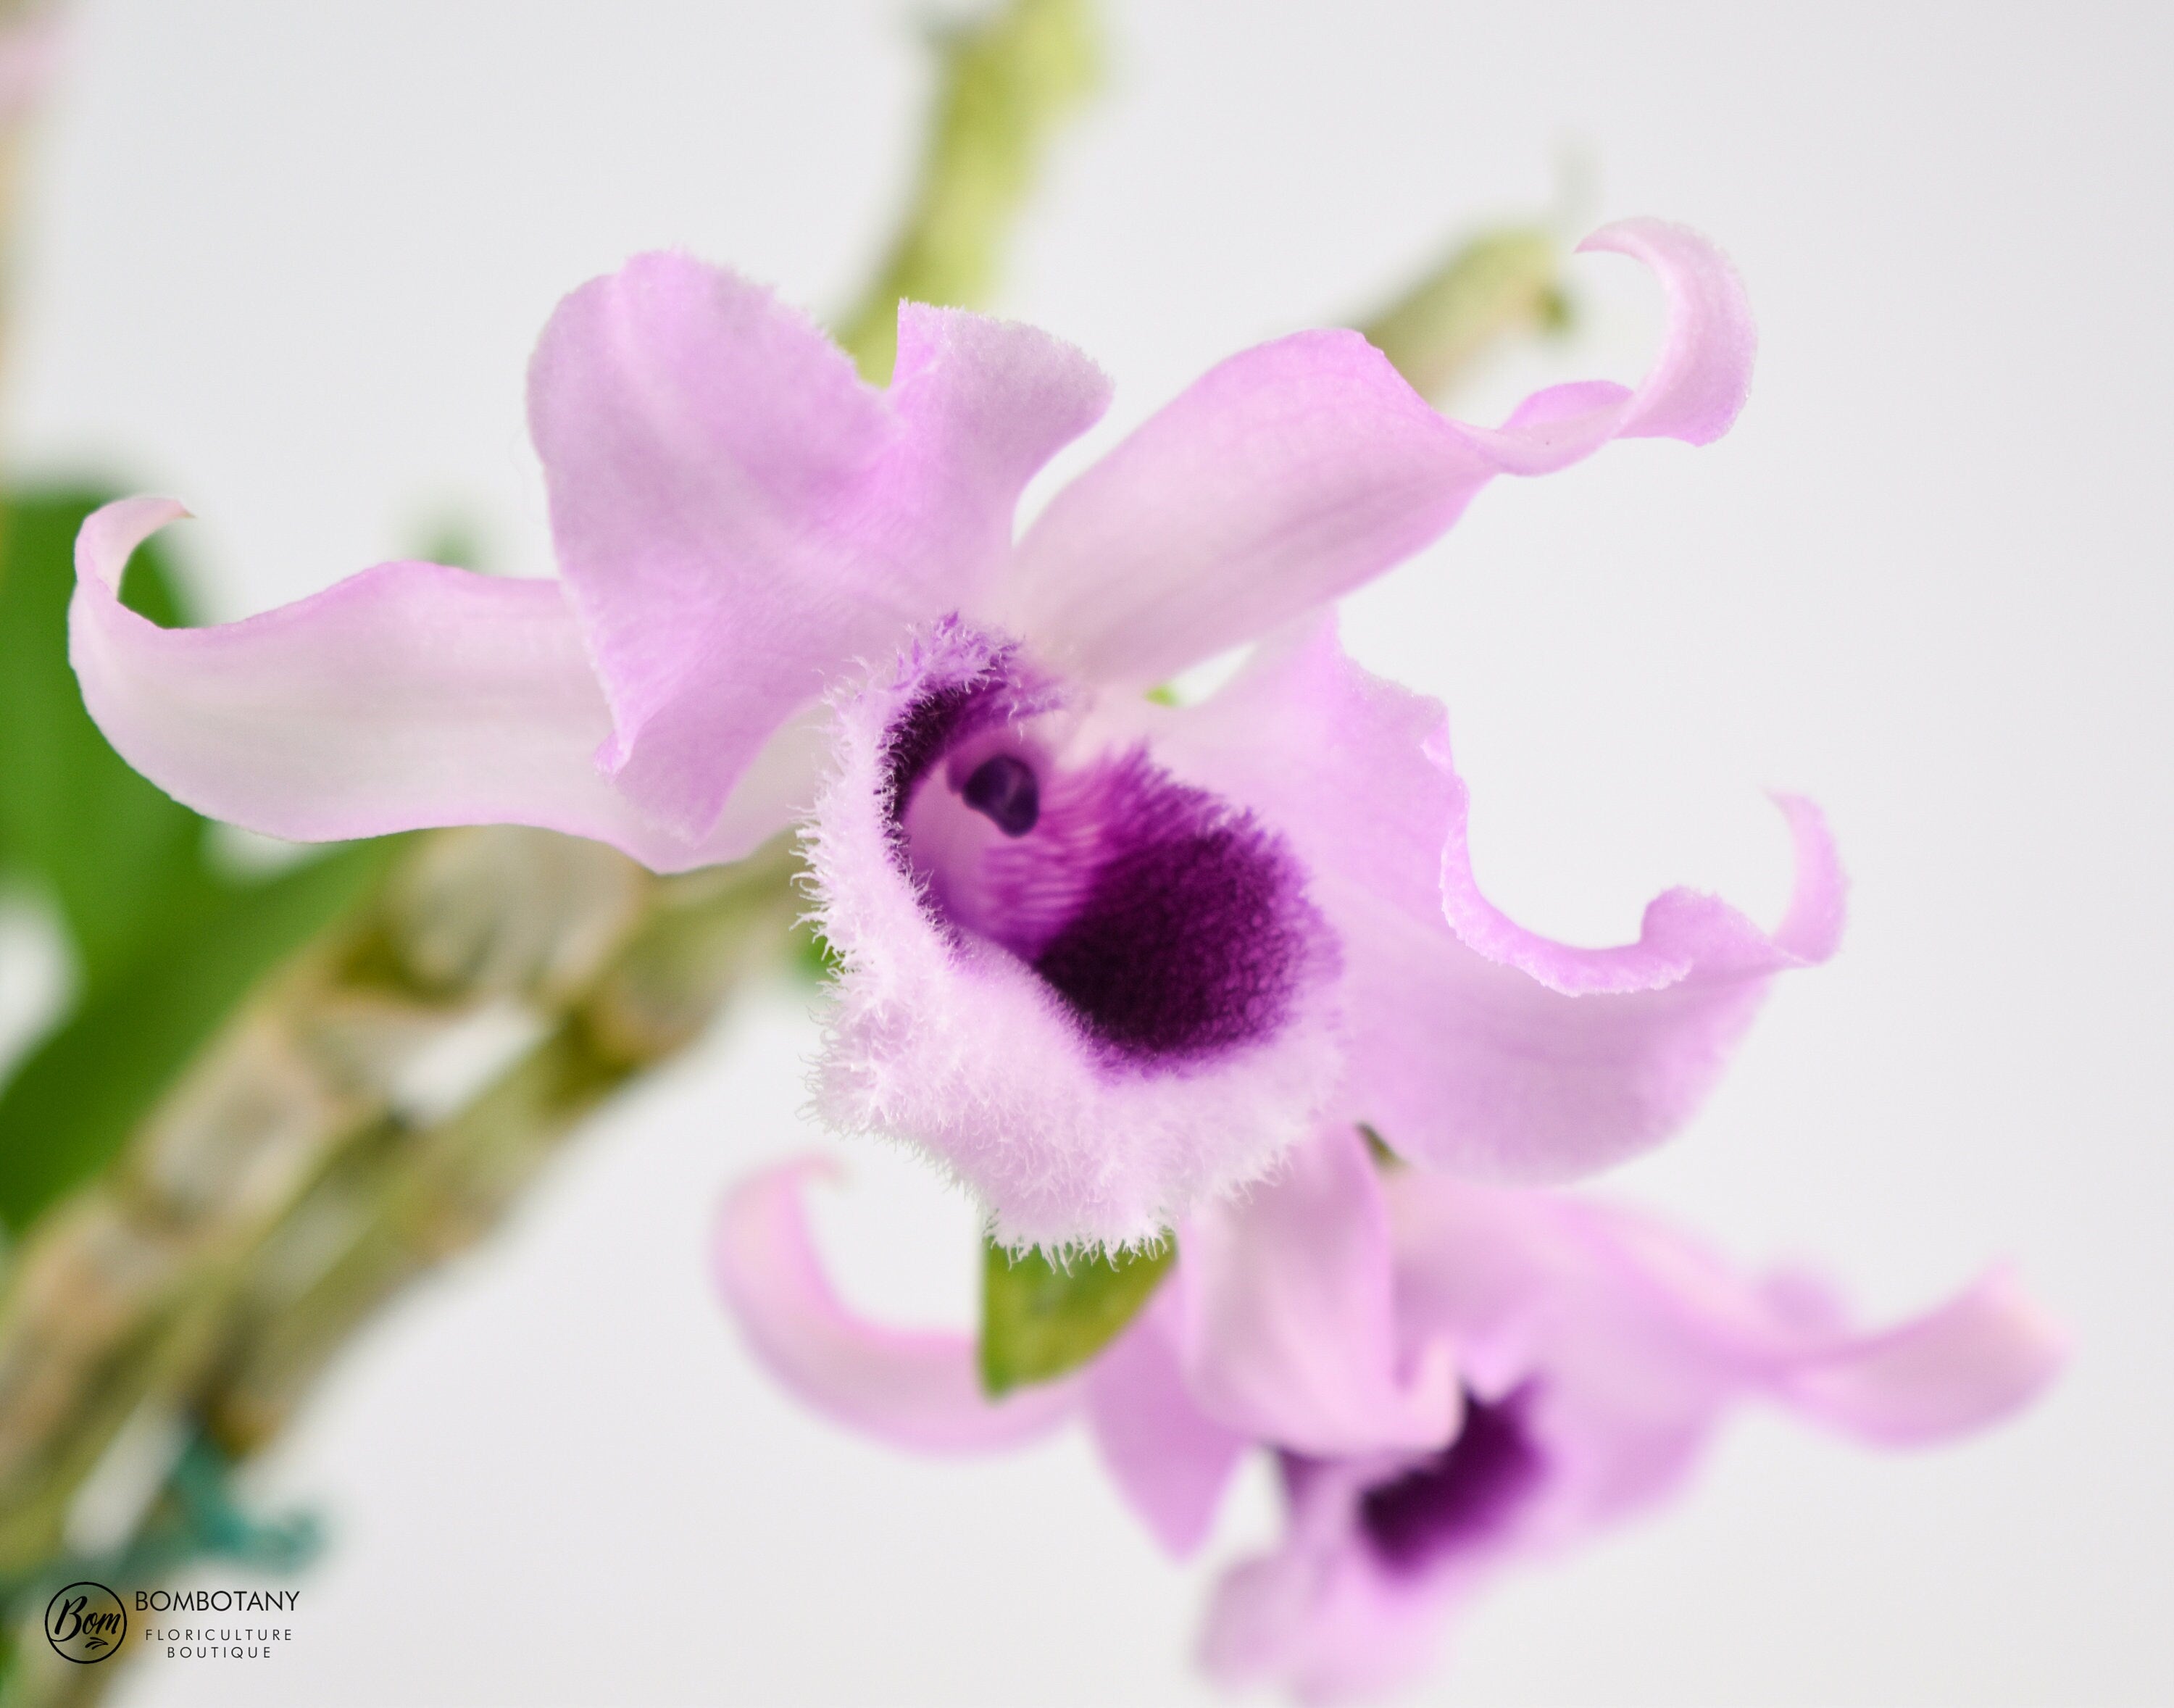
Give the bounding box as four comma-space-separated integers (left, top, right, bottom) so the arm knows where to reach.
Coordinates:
883, 674, 1011, 828
1027, 754, 1310, 1061
880, 655, 1322, 1067
962, 754, 1041, 836
1354, 1387, 1544, 1575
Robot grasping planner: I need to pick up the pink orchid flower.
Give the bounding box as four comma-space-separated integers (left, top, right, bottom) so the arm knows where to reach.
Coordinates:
715, 1130, 2062, 1701
72, 220, 1836, 1246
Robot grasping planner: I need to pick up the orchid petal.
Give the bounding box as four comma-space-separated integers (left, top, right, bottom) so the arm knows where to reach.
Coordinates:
1390, 1170, 2062, 1473
1201, 1451, 1480, 1705
995, 217, 1752, 688
1204, 1169, 2060, 1702
1778, 1266, 2067, 1445
1574, 219, 1755, 443
712, 1159, 1078, 1454
1148, 616, 1838, 1184
67, 496, 770, 869
1082, 1293, 1249, 1557
530, 255, 1110, 841
1176, 1125, 1459, 1457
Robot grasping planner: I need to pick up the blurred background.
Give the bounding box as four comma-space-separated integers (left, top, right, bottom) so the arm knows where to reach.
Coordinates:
1, 0, 2167, 1701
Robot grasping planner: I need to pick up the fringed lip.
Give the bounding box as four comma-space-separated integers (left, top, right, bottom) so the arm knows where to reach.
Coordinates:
805, 618, 1346, 1251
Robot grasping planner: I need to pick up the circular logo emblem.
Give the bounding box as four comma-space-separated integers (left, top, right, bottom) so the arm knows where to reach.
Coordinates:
44, 1581, 127, 1663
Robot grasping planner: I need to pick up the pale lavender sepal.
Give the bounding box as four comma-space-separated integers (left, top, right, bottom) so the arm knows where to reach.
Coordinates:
1082, 1291, 1249, 1557
1144, 614, 1842, 1184
711, 1159, 1078, 1454
67, 496, 751, 867
530, 256, 1111, 841
993, 218, 1754, 690
1175, 1124, 1457, 1457
1775, 1265, 2067, 1444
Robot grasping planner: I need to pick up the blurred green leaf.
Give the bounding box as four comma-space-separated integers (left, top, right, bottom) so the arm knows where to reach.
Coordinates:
0, 486, 395, 1233
0, 838, 393, 1231
979, 1234, 1172, 1396
834, 0, 1099, 383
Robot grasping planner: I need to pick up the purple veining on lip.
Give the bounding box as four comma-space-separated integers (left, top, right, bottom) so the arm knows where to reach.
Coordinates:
1348, 1386, 1544, 1576
1024, 752, 1315, 1061
878, 630, 1324, 1067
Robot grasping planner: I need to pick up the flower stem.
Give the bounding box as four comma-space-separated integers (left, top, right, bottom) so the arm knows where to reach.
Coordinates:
1357, 226, 1572, 403
832, 0, 1099, 383
0, 832, 803, 1707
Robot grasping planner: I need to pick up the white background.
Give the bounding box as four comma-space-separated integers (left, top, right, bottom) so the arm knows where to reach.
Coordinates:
4, 1, 2166, 1702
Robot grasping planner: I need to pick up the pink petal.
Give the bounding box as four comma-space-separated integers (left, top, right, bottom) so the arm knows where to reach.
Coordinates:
711, 1158, 1078, 1454
1573, 219, 1755, 444
1149, 616, 1839, 1184
1176, 1125, 1459, 1457
1388, 1170, 2063, 1483
994, 218, 1753, 689
1778, 1266, 2067, 1445
1199, 1454, 1468, 1705
530, 255, 1110, 842
1081, 1292, 1249, 1557
1201, 1174, 2064, 1703
67, 496, 761, 868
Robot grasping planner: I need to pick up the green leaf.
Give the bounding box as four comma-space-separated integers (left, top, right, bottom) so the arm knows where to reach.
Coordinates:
0, 836, 398, 1232
979, 1235, 1173, 1396
0, 488, 222, 995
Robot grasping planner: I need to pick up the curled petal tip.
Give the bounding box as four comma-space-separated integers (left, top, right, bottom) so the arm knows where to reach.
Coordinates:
714, 1157, 1078, 1454
75, 494, 191, 591
1767, 791, 1848, 963
64, 495, 762, 865
1784, 1265, 2067, 1446
1575, 217, 1756, 445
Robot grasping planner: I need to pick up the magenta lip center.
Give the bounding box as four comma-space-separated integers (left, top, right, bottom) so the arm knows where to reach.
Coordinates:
1348, 1386, 1546, 1576
880, 649, 1323, 1067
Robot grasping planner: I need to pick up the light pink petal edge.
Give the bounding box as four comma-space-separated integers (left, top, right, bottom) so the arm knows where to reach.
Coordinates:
1438, 778, 1844, 999
1082, 1293, 1250, 1557
67, 497, 790, 869
1141, 616, 1841, 1186
1776, 1265, 2067, 1446
1395, 1175, 2065, 1453
1176, 1125, 1459, 1457
712, 1157, 1078, 1454
996, 217, 1754, 688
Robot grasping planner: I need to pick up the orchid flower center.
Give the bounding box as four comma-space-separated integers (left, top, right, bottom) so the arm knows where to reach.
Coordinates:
879, 638, 1324, 1067
961, 754, 1040, 836
1353, 1386, 1544, 1575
